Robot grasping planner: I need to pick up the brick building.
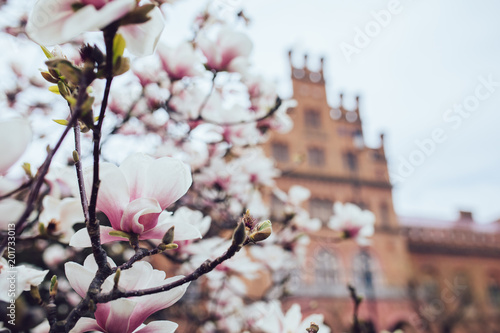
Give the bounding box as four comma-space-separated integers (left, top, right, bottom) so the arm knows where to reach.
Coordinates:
262, 51, 500, 333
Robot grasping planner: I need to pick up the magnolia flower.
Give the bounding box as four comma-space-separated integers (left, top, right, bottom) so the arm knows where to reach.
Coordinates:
0, 199, 26, 230
70, 153, 201, 247
0, 117, 31, 175
197, 27, 252, 73
0, 258, 48, 302
26, 0, 165, 57
66, 255, 186, 333
328, 202, 375, 245
39, 196, 85, 243
274, 185, 311, 211
249, 301, 331, 333
157, 42, 205, 80
161, 206, 212, 237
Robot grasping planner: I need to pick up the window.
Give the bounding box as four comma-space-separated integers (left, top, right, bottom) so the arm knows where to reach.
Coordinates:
353, 251, 381, 297
455, 272, 473, 305
308, 147, 325, 166
380, 203, 390, 228
315, 249, 341, 286
271, 194, 285, 219
373, 151, 385, 162
305, 109, 321, 129
272, 142, 289, 162
344, 152, 358, 171
419, 268, 440, 304
488, 275, 500, 307
309, 198, 333, 224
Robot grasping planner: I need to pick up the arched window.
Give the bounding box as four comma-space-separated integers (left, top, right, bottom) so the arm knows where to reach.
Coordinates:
270, 194, 285, 220
314, 249, 341, 287
488, 274, 500, 308
419, 267, 440, 303
353, 251, 381, 297
454, 271, 473, 306
305, 109, 321, 129
309, 198, 333, 224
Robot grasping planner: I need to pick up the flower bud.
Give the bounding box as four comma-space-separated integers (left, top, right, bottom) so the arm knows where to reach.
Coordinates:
30, 285, 42, 304
72, 150, 80, 163
162, 226, 175, 245
50, 275, 58, 297
113, 268, 121, 288
249, 220, 272, 242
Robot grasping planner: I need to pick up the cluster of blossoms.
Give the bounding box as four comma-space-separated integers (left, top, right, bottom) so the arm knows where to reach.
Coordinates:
0, 0, 377, 332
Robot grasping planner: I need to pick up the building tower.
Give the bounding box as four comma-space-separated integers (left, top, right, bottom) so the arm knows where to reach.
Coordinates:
262, 51, 415, 331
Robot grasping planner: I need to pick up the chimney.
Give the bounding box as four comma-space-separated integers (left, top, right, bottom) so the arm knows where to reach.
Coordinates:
458, 210, 473, 222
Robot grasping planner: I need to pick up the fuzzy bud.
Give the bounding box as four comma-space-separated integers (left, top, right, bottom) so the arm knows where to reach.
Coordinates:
114, 268, 121, 288
249, 220, 272, 242
49, 275, 58, 297
162, 226, 175, 245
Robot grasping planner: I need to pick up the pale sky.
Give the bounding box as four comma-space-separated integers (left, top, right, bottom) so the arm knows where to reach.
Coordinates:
194, 0, 500, 223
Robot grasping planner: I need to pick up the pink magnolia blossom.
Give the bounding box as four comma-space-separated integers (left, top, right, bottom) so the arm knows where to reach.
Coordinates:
0, 117, 32, 175
197, 27, 252, 73
70, 153, 201, 247
157, 42, 205, 80
26, 0, 165, 57
66, 255, 186, 333
328, 202, 375, 245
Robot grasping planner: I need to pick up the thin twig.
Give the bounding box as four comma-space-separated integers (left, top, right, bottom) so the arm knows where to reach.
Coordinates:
73, 123, 90, 223
96, 237, 246, 303
0, 179, 33, 200
87, 23, 118, 271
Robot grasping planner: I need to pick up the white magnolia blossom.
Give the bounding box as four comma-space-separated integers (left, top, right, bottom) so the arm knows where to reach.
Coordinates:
248, 300, 331, 333
0, 117, 32, 175
328, 202, 375, 245
0, 198, 26, 230
0, 258, 49, 302
161, 206, 212, 237
39, 196, 85, 243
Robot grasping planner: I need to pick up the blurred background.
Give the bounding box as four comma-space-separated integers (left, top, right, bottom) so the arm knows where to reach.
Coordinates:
164, 0, 500, 223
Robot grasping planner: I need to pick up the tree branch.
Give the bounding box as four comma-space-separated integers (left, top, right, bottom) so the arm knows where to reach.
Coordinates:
96, 235, 246, 303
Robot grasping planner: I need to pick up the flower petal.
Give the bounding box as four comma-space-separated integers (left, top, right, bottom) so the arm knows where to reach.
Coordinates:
134, 321, 178, 333
27, 0, 136, 46
121, 198, 162, 234
119, 153, 154, 202
0, 199, 25, 230
69, 317, 103, 333
92, 162, 131, 229
69, 226, 129, 248
65, 262, 95, 297
104, 298, 137, 333
119, 6, 165, 57
140, 221, 201, 241
0, 118, 31, 175
143, 157, 192, 210
128, 276, 189, 328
